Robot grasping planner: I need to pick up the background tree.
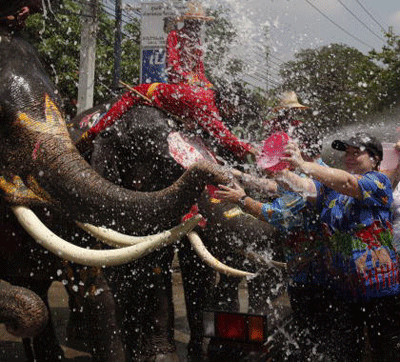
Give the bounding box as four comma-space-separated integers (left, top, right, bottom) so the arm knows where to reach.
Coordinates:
369, 28, 400, 110
24, 0, 140, 118
279, 43, 383, 131
204, 5, 246, 88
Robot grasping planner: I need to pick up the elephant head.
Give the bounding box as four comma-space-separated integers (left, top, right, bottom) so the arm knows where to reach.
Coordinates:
0, 13, 232, 267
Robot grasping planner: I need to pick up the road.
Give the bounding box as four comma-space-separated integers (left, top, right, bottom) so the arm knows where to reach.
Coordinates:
0, 264, 290, 361
0, 271, 250, 361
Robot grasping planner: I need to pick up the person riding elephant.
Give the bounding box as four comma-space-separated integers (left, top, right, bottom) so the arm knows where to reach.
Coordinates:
76, 82, 255, 161
165, 0, 257, 161
0, 2, 234, 361
166, 1, 214, 88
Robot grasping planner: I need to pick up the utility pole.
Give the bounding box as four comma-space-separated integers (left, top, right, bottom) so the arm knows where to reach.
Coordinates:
112, 0, 123, 93
77, 0, 99, 115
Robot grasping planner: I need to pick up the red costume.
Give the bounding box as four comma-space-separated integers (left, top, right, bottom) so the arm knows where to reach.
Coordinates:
163, 25, 253, 159
86, 83, 252, 159
166, 28, 213, 88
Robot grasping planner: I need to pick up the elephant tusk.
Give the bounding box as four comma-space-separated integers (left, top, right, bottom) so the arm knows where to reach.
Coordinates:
242, 250, 287, 270
76, 221, 169, 247
187, 231, 255, 278
11, 206, 202, 267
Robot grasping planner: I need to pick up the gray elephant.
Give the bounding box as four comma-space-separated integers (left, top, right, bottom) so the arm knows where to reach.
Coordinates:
0, 2, 232, 361
69, 96, 285, 361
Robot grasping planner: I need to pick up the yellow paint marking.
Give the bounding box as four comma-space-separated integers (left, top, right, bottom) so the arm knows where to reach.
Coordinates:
223, 207, 244, 219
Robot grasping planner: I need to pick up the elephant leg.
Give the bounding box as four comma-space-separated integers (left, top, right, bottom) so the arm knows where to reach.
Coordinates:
140, 248, 179, 362
213, 273, 241, 312
106, 248, 178, 362
66, 291, 88, 351
178, 238, 216, 361
22, 338, 35, 362
65, 265, 127, 362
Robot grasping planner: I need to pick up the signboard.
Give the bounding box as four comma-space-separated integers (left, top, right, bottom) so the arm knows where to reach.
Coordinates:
140, 1, 185, 83
141, 48, 167, 83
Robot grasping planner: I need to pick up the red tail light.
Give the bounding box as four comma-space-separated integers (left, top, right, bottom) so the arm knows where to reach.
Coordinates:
204, 311, 267, 343
248, 315, 264, 342
216, 313, 247, 341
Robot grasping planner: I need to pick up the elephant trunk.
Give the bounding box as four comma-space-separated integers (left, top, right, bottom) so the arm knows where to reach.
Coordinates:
4, 127, 232, 233
0, 281, 49, 338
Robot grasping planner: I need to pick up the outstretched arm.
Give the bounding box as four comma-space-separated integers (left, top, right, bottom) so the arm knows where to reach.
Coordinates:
231, 169, 278, 196
282, 141, 362, 199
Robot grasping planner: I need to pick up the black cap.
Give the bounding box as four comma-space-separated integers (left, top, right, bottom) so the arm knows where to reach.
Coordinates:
332, 132, 383, 161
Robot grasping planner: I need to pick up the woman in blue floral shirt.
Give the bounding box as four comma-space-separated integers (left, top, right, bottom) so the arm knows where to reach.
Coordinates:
279, 132, 400, 361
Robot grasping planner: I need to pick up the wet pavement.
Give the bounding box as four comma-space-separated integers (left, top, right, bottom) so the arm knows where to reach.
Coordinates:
0, 266, 289, 361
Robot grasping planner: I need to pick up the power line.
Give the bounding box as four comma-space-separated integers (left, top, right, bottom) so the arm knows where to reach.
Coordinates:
305, 0, 374, 49
354, 0, 387, 34
253, 71, 281, 86
253, 50, 283, 69
254, 48, 285, 64
242, 71, 280, 88
336, 0, 384, 42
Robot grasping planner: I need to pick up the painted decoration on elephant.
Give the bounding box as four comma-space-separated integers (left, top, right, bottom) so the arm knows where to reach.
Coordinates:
16, 94, 70, 137
167, 131, 218, 169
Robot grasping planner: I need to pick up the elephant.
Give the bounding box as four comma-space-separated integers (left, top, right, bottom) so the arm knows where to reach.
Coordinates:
69, 98, 286, 361
0, 2, 234, 361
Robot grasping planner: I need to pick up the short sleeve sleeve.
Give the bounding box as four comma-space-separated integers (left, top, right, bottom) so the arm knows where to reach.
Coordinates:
358, 171, 393, 208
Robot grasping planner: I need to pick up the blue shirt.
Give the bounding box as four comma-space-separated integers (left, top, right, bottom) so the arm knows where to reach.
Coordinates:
314, 171, 399, 301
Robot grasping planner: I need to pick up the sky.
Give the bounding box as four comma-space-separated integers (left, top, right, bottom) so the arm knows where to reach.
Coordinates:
122, 0, 400, 89
213, 0, 400, 88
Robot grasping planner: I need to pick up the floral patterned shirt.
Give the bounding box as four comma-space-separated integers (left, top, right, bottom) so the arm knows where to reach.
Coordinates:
314, 171, 400, 301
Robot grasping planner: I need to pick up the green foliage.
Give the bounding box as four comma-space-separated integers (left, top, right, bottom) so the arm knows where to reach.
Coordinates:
369, 28, 400, 109
204, 6, 245, 88
279, 43, 383, 131
24, 0, 140, 118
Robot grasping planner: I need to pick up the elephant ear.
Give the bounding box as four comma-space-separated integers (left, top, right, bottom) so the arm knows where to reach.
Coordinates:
0, 174, 54, 207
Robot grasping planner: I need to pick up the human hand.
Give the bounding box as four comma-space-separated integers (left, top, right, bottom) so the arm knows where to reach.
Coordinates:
215, 182, 246, 203
282, 141, 306, 171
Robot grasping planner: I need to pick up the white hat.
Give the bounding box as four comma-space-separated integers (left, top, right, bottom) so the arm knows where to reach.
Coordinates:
175, 1, 214, 22
272, 91, 308, 112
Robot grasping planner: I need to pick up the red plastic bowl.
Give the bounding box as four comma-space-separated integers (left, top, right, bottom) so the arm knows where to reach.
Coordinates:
257, 132, 291, 172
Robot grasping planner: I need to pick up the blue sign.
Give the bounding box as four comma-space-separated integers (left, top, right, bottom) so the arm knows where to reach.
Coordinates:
141, 48, 167, 84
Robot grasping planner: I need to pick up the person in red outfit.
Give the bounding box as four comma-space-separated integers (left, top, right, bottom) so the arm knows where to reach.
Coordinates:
163, 1, 256, 160
80, 2, 256, 160
165, 1, 214, 88
82, 82, 254, 160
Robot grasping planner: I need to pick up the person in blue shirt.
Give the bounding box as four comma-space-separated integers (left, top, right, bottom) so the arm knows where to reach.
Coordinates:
276, 132, 400, 361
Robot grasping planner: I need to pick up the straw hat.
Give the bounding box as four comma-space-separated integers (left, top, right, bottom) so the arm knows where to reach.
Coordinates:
175, 1, 214, 22
272, 91, 308, 112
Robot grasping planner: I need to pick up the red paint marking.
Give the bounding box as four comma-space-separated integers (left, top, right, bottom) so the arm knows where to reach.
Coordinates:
32, 141, 41, 160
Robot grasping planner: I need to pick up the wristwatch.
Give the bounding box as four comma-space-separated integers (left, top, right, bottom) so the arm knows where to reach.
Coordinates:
238, 195, 248, 208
